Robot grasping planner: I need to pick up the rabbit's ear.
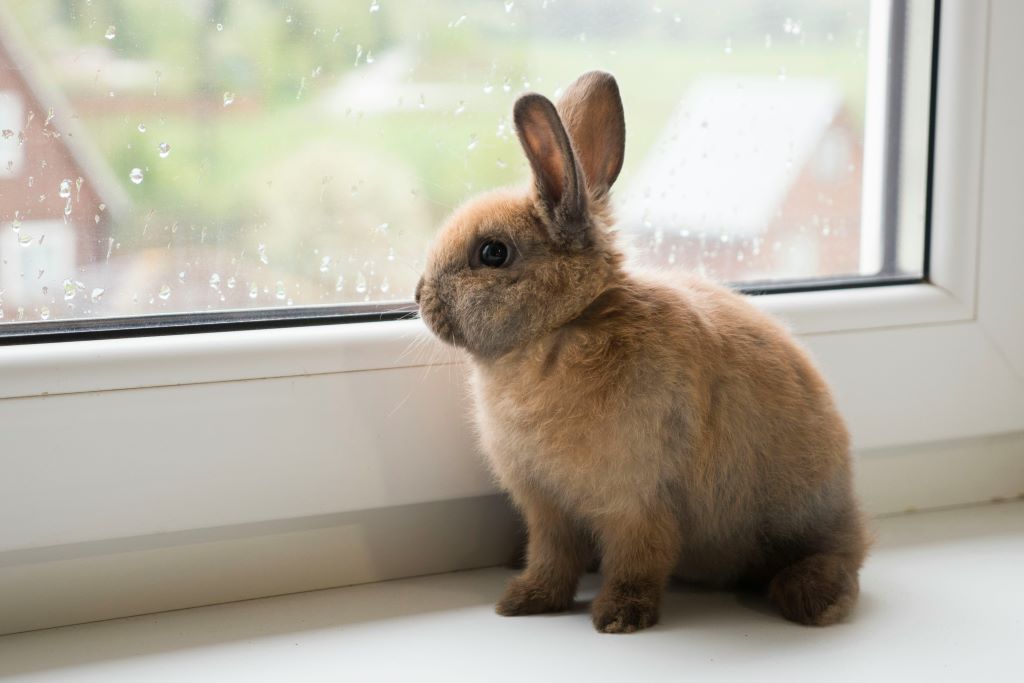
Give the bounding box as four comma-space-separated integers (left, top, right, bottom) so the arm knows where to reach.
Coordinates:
513, 93, 587, 240
556, 71, 625, 197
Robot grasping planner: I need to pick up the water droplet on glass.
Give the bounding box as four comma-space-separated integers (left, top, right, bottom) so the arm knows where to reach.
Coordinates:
258, 243, 269, 264
369, 0, 380, 12
158, 142, 170, 158
275, 281, 286, 300
482, 82, 494, 94
90, 288, 104, 303
158, 284, 171, 300
216, 23, 224, 31
454, 101, 465, 116
449, 15, 466, 28
137, 122, 146, 133
502, 77, 511, 93
380, 277, 390, 294
504, 0, 515, 12
765, 34, 773, 48
18, 235, 32, 247
319, 256, 332, 273
355, 272, 368, 294
209, 273, 221, 289
223, 91, 235, 107
249, 283, 259, 299
724, 38, 733, 54
495, 115, 512, 138
63, 278, 76, 301
58, 179, 72, 198
285, 14, 293, 24
129, 168, 144, 184
40, 306, 50, 320
104, 25, 116, 40
177, 271, 186, 283
777, 67, 787, 81
377, 222, 390, 234
467, 133, 478, 151
386, 246, 396, 262
335, 275, 345, 292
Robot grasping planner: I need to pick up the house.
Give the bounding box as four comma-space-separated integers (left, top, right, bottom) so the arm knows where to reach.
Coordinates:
618, 77, 863, 284
0, 9, 127, 315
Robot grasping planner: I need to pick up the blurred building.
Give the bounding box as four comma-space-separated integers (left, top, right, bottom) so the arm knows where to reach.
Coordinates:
0, 13, 127, 310
620, 77, 863, 283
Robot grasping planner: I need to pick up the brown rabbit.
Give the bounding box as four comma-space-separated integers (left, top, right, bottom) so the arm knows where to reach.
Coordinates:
416, 71, 867, 633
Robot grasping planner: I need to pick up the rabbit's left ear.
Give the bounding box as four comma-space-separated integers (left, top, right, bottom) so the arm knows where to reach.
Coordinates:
556, 71, 625, 198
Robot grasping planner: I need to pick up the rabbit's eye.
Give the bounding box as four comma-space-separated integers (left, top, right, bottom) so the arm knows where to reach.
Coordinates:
479, 240, 509, 268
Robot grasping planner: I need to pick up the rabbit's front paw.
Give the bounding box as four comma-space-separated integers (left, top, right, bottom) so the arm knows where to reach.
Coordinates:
495, 575, 575, 616
591, 581, 660, 633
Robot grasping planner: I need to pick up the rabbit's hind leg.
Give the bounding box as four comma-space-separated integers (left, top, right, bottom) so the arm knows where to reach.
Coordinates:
767, 552, 861, 626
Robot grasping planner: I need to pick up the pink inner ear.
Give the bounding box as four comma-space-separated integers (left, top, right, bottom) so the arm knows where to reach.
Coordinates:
555, 72, 625, 193
522, 112, 565, 201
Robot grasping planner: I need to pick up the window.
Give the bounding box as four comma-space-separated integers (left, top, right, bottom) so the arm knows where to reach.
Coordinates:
0, 0, 933, 337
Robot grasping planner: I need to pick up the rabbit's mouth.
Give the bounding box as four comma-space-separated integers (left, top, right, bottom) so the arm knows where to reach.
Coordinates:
426, 313, 464, 348
418, 293, 466, 349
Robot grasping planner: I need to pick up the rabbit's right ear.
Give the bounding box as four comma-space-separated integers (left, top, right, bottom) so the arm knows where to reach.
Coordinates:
513, 93, 587, 243
556, 71, 625, 198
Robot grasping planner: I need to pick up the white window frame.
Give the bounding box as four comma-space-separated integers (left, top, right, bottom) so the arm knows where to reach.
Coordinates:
1, 0, 1022, 634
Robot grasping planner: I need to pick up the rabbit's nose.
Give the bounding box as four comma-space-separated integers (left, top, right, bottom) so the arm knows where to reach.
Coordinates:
415, 277, 425, 304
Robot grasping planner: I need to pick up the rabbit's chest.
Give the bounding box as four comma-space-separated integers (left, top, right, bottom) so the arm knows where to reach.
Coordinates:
479, 402, 609, 506
470, 366, 658, 510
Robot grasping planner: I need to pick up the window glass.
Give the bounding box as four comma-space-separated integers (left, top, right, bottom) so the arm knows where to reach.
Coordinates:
0, 0, 933, 327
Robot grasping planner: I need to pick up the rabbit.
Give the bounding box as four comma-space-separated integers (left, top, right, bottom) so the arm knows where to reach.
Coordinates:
416, 71, 867, 633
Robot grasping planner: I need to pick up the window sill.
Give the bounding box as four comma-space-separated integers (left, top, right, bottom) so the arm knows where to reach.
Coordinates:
1, 500, 1020, 681
0, 280, 970, 402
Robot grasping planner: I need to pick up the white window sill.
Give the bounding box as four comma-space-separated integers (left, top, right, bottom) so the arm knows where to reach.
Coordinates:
1, 500, 1020, 682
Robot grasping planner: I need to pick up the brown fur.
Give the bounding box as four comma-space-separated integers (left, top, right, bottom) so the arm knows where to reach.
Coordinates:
418, 71, 868, 633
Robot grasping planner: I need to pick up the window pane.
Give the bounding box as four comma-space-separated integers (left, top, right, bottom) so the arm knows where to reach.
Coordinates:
0, 0, 932, 327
